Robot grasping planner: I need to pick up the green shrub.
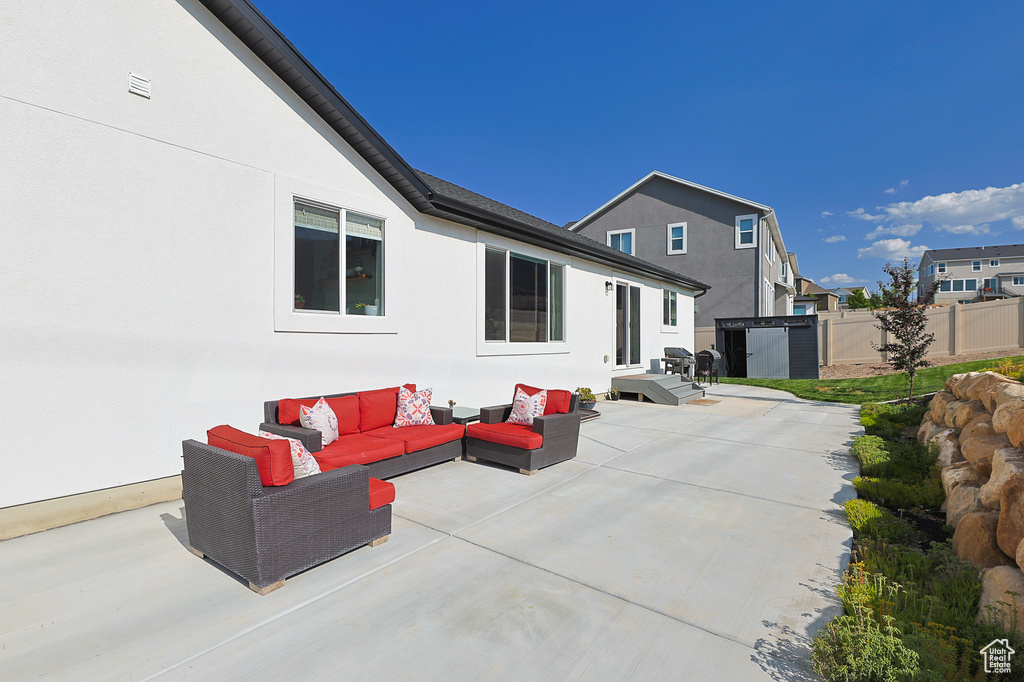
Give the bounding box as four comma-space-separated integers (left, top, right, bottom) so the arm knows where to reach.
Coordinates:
811, 612, 919, 682
849, 435, 937, 482
854, 475, 944, 509
861, 403, 930, 439
845, 499, 915, 542
899, 622, 984, 682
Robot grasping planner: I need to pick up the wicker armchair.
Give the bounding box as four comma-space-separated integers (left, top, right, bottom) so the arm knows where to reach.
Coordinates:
464, 393, 581, 475
181, 439, 391, 595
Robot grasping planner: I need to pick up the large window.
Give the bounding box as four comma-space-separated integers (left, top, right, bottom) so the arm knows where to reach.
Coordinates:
667, 223, 686, 254
736, 214, 757, 248
485, 248, 564, 343
941, 279, 978, 292
294, 201, 384, 316
607, 229, 635, 255
663, 290, 677, 327
1013, 277, 1024, 286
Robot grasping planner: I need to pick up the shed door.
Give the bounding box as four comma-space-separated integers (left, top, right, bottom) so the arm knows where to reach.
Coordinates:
746, 327, 789, 379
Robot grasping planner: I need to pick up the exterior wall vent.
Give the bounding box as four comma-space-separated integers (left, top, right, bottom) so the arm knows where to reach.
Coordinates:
128, 73, 151, 99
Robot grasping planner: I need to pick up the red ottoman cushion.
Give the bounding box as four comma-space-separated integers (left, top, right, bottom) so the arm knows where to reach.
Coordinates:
208, 425, 294, 487
368, 478, 395, 510
467, 422, 543, 450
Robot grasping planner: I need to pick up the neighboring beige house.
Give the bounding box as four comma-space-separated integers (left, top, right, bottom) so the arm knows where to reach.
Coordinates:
794, 276, 839, 314
918, 244, 1024, 305
832, 286, 869, 309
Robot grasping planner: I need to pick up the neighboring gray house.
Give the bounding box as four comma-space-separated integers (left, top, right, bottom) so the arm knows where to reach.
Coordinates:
568, 171, 796, 327
918, 244, 1024, 304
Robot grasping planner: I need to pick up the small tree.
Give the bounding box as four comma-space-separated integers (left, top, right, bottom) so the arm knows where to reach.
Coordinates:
868, 292, 884, 309
847, 288, 870, 309
873, 258, 941, 400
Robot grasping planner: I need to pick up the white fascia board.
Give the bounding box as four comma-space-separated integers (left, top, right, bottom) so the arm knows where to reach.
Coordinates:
570, 170, 773, 232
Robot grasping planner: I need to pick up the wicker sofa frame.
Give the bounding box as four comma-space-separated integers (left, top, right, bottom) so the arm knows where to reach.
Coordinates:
465, 394, 582, 475
260, 392, 460, 479
181, 439, 391, 595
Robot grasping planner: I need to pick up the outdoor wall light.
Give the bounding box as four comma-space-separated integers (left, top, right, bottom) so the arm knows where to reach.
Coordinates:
605, 281, 613, 293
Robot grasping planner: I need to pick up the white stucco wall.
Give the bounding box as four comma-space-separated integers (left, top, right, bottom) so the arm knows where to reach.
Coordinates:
0, 0, 695, 507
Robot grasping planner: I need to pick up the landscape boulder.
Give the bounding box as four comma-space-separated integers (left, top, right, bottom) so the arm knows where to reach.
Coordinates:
998, 478, 1024, 557
952, 512, 1015, 569
935, 431, 965, 469
917, 419, 949, 447
993, 399, 1024, 437
943, 462, 988, 498
947, 373, 980, 399
945, 483, 986, 527
954, 401, 988, 429
943, 401, 965, 429
995, 382, 1024, 410
962, 434, 1014, 478
1010, 414, 1024, 451
960, 415, 996, 446
975, 566, 1024, 634
930, 391, 958, 425
979, 449, 1024, 510
966, 372, 1017, 412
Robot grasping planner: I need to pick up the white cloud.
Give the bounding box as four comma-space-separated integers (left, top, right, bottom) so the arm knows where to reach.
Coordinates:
885, 179, 910, 194
819, 273, 862, 285
857, 238, 931, 260
1012, 216, 1024, 229
885, 187, 896, 195
821, 210, 834, 217
935, 223, 991, 235
823, 235, 846, 243
864, 223, 922, 240
867, 182, 1024, 233
848, 207, 887, 221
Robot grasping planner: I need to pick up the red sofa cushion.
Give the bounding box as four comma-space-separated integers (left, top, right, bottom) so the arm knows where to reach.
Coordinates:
368, 478, 395, 510
208, 425, 294, 487
365, 423, 465, 454
358, 384, 415, 433
467, 422, 544, 450
514, 384, 572, 415
313, 434, 404, 472
277, 395, 360, 435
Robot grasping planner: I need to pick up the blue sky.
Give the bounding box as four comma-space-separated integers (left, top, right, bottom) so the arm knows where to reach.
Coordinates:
253, 0, 1024, 291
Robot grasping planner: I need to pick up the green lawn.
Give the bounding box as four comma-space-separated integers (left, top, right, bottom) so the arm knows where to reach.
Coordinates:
720, 355, 1024, 404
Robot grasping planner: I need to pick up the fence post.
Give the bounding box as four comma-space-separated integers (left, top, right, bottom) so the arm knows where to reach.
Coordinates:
824, 317, 833, 365
952, 304, 962, 356
1020, 298, 1024, 351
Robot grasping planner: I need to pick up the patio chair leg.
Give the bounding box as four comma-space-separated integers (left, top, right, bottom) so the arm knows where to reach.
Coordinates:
368, 534, 389, 547
466, 455, 478, 462
188, 546, 204, 559
519, 468, 538, 476
249, 580, 285, 596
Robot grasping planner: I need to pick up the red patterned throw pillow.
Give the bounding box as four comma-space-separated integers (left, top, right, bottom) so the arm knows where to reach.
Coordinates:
394, 386, 435, 428
299, 397, 339, 447
507, 387, 547, 425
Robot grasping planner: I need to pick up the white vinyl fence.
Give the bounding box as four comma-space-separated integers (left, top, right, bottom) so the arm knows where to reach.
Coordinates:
694, 297, 1024, 366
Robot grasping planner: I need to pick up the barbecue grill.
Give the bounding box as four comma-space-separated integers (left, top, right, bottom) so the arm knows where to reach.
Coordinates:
662, 347, 695, 378
695, 349, 723, 384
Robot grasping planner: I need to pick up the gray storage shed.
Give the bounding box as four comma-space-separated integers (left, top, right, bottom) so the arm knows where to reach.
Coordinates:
714, 315, 820, 380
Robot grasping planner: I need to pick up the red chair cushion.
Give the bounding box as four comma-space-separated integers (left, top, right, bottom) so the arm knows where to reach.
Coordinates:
514, 383, 572, 415
207, 425, 294, 487
368, 478, 395, 510
467, 422, 544, 450
365, 423, 465, 454
277, 395, 360, 435
314, 434, 404, 471
357, 384, 415, 433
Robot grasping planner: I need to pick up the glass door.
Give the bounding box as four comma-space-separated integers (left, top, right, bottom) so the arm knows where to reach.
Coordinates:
615, 283, 641, 366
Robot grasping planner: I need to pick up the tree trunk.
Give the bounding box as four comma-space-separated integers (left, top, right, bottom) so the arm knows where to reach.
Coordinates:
907, 371, 915, 401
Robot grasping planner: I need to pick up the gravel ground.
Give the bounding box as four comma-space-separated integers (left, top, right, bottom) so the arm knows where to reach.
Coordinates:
820, 350, 1020, 380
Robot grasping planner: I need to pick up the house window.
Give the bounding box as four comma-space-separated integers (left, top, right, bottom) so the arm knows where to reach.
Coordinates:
484, 248, 564, 343
972, 261, 982, 272
781, 261, 789, 280
937, 262, 946, 273
294, 201, 385, 316
1013, 277, 1024, 286
928, 265, 934, 276
765, 234, 774, 263
948, 278, 979, 292
990, 260, 1000, 267
663, 290, 677, 327
983, 278, 998, 291
764, 279, 773, 316
667, 223, 686, 254
607, 229, 635, 255
736, 214, 757, 249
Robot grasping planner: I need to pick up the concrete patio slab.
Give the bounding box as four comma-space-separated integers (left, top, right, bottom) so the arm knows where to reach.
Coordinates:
0, 384, 857, 681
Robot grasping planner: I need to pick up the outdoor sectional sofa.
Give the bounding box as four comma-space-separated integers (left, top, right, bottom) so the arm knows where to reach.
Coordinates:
182, 429, 394, 594
465, 384, 582, 475
260, 385, 465, 479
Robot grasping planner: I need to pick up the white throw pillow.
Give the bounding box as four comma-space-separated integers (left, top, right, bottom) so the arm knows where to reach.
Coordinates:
259, 430, 322, 479
299, 397, 339, 447
394, 386, 435, 427
506, 387, 547, 426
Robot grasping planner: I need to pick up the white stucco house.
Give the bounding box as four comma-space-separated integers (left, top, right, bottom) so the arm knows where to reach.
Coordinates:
0, 0, 708, 528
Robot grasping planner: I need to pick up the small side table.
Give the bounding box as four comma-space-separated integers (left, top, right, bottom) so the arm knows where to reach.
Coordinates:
450, 407, 481, 425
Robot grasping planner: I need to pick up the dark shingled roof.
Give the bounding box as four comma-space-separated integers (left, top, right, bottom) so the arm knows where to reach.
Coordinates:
415, 171, 710, 292
923, 243, 1024, 262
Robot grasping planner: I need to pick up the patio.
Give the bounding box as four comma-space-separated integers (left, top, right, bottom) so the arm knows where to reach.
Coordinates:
0, 384, 860, 680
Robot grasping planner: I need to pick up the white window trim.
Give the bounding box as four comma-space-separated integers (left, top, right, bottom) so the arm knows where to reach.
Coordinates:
661, 288, 679, 331
763, 278, 773, 316
614, 278, 644, 369
972, 261, 982, 272
764, 227, 774, 264
937, 262, 947, 273
991, 260, 1000, 267
475, 237, 570, 357
1013, 277, 1024, 286
928, 264, 934, 275
274, 174, 397, 334
666, 222, 687, 255
736, 214, 757, 249
607, 228, 636, 256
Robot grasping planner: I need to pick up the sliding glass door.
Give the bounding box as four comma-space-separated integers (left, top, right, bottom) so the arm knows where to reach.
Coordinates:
615, 283, 641, 366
